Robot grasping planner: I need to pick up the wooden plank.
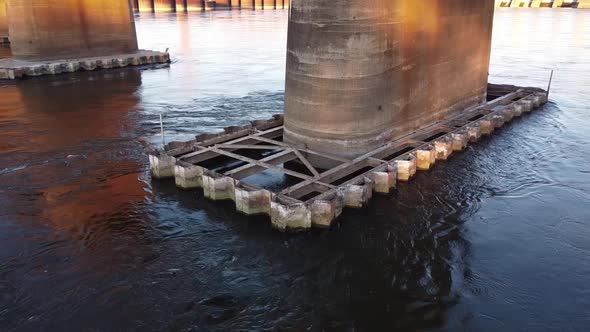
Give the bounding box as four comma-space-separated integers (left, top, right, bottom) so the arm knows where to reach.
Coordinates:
216, 144, 283, 150
168, 125, 283, 158
281, 159, 370, 196
251, 136, 351, 163
198, 128, 252, 147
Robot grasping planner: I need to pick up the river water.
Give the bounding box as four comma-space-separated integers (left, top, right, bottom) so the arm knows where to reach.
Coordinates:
1, 8, 589, 331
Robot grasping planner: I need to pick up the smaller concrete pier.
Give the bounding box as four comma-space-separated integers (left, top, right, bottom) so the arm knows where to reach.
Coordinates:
0, 0, 169, 79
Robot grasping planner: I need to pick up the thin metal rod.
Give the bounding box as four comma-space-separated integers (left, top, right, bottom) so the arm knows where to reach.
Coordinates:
547, 69, 554, 99
160, 114, 166, 147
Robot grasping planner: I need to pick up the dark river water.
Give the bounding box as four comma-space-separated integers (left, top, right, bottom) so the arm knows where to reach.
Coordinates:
1, 8, 589, 331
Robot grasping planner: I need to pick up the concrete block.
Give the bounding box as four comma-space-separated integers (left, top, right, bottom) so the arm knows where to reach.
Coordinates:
149, 154, 176, 178
342, 177, 373, 208
311, 193, 344, 227
23, 66, 40, 76
491, 114, 506, 128
174, 163, 204, 189
416, 146, 436, 170
537, 92, 548, 104
371, 165, 397, 193
270, 201, 311, 230
451, 132, 469, 152
202, 174, 236, 201
467, 125, 482, 142
283, 0, 496, 168
434, 139, 453, 160
235, 186, 271, 215
530, 95, 541, 108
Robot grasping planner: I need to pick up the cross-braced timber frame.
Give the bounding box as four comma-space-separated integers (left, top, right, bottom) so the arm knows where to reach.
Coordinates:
148, 84, 549, 231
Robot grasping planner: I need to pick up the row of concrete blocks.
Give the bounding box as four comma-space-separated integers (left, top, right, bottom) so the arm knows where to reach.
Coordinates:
0, 52, 170, 80
501, 0, 590, 8
149, 92, 548, 231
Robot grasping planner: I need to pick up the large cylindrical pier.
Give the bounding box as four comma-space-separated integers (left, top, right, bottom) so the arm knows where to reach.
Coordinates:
6, 0, 138, 59
283, 0, 495, 168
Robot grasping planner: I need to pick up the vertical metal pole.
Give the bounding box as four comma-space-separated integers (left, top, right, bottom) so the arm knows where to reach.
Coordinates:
547, 69, 554, 99
160, 114, 166, 147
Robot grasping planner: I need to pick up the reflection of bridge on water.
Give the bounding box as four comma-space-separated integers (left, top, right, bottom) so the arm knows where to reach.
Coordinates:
132, 0, 289, 13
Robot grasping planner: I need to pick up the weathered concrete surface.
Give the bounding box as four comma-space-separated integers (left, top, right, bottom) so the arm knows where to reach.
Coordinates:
153, 0, 176, 12
0, 0, 7, 41
138, 0, 179, 12
283, 0, 495, 168
0, 50, 170, 80
6, 0, 138, 60
511, 1, 531, 7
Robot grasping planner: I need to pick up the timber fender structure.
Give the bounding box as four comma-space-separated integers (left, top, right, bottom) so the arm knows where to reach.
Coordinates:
0, 51, 170, 80
148, 85, 549, 231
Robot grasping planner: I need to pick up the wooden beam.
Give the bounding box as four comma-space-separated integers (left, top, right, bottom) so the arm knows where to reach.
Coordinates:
179, 127, 284, 163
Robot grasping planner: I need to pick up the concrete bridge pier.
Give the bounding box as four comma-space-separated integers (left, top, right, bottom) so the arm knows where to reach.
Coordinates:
531, 0, 553, 7
283, 0, 495, 168
0, 0, 7, 43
